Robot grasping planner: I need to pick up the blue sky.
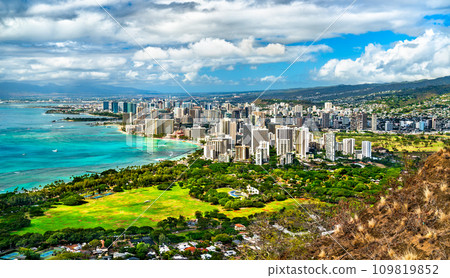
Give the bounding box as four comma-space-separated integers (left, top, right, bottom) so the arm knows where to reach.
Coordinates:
0, 0, 449, 93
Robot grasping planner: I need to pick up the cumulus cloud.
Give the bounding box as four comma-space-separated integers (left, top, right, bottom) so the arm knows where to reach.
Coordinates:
0, 0, 447, 44
260, 75, 285, 82
0, 52, 127, 82
0, 0, 448, 87
316, 30, 450, 83
132, 37, 330, 82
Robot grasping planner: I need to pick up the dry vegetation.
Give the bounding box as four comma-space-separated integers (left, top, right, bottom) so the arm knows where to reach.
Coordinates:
310, 148, 450, 259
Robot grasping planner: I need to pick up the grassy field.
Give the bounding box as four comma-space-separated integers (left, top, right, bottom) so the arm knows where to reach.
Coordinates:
17, 186, 301, 234
336, 133, 450, 153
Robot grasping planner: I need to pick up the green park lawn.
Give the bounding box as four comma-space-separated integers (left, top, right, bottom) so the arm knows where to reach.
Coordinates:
336, 133, 450, 153
17, 186, 301, 234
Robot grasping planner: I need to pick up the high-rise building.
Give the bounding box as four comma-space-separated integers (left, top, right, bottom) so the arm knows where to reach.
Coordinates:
174, 107, 184, 118
336, 142, 343, 152
350, 114, 357, 130
385, 121, 393, 131
279, 152, 294, 166
243, 124, 252, 147
351, 112, 367, 131
293, 126, 310, 159
229, 121, 237, 142
321, 112, 330, 129
324, 102, 333, 112
220, 118, 231, 135
144, 119, 174, 136
358, 112, 367, 131
204, 138, 228, 160
127, 103, 137, 114
276, 126, 293, 156
118, 102, 126, 112
419, 121, 426, 131
255, 141, 270, 165
432, 117, 437, 130
191, 126, 206, 140
251, 128, 269, 154
103, 101, 110, 111
189, 108, 201, 120
372, 114, 377, 131
342, 116, 350, 126
294, 105, 303, 115
342, 138, 355, 155
362, 141, 372, 158
324, 132, 336, 161
333, 119, 341, 129
111, 102, 119, 113
235, 145, 250, 162
277, 139, 291, 156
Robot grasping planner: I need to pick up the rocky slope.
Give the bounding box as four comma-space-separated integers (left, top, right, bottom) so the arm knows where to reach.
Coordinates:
311, 149, 450, 260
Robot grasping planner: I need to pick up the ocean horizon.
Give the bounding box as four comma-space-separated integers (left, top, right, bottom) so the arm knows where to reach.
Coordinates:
0, 102, 198, 193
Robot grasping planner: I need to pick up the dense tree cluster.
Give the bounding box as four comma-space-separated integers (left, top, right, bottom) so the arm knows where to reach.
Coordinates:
0, 150, 400, 253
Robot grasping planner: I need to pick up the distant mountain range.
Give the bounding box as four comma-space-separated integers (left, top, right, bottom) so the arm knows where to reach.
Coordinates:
214, 75, 450, 102
0, 82, 161, 99
1, 75, 450, 101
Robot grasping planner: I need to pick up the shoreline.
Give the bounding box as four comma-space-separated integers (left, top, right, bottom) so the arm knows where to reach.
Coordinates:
0, 121, 201, 195
107, 123, 202, 163
107, 123, 203, 148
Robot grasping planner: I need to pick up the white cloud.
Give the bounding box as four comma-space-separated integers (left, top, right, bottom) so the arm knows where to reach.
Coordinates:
316, 29, 450, 83
133, 61, 144, 68
1, 0, 446, 45
0, 54, 126, 82
0, 12, 119, 42
126, 70, 138, 79
0, 0, 448, 87
260, 75, 285, 82
132, 37, 330, 80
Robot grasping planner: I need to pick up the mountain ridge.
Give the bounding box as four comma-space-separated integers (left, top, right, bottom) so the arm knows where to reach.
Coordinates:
1, 75, 449, 100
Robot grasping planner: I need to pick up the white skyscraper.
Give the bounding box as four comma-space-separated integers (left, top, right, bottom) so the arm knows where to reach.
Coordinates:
255, 141, 270, 165
385, 121, 393, 131
251, 128, 269, 155
324, 102, 333, 112
324, 132, 336, 161
293, 126, 310, 159
294, 105, 303, 115
144, 119, 174, 136
174, 107, 184, 118
372, 114, 377, 131
219, 118, 231, 135
342, 138, 355, 155
276, 126, 293, 156
362, 141, 372, 158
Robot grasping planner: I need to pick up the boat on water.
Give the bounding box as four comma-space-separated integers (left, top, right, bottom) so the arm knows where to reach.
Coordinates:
52, 149, 58, 152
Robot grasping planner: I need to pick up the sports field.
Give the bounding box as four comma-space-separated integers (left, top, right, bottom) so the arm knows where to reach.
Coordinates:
17, 186, 301, 234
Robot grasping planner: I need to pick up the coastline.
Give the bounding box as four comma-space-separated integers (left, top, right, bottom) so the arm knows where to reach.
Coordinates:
0, 114, 200, 194
107, 123, 202, 163
108, 123, 203, 148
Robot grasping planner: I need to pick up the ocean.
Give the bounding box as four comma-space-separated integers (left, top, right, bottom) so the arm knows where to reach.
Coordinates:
0, 103, 198, 193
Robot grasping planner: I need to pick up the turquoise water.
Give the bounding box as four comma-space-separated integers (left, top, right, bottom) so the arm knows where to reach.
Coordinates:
40, 250, 55, 259
0, 252, 20, 260
0, 103, 198, 193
